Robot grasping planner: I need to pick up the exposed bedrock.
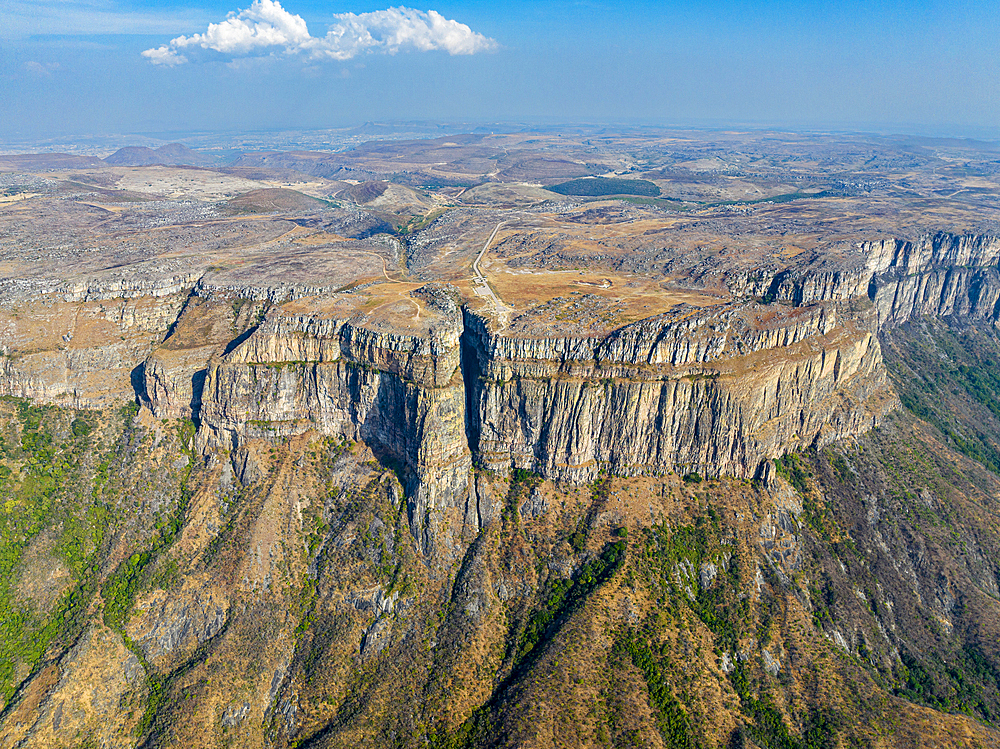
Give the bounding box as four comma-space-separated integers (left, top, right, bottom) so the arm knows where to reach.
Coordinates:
471, 301, 840, 372
863, 232, 1000, 276
195, 290, 473, 557
0, 230, 995, 555
142, 293, 267, 422
202, 359, 471, 555
0, 291, 188, 407
221, 307, 462, 389
463, 304, 894, 482
864, 233, 1000, 325
732, 232, 1000, 326
869, 265, 1000, 326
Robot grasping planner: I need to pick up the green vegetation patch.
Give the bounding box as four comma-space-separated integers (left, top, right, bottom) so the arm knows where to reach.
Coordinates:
774, 453, 841, 543
883, 319, 1000, 474
895, 645, 1000, 720
437, 535, 627, 749
548, 177, 661, 197
103, 419, 194, 633
615, 634, 697, 749
0, 399, 121, 704
101, 417, 195, 738
516, 539, 626, 666
502, 468, 542, 528
628, 513, 839, 749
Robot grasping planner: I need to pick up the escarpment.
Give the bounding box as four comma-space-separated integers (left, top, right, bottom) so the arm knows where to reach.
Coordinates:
863, 233, 1000, 325
462, 301, 893, 481
0, 230, 993, 538
740, 231, 1000, 325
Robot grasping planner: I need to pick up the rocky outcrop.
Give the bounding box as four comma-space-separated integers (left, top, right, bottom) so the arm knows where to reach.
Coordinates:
0, 268, 898, 520
862, 233, 1000, 326
0, 293, 188, 407
197, 288, 473, 556
142, 294, 269, 421
466, 301, 839, 374
769, 258, 873, 306
223, 308, 461, 389
728, 233, 1000, 327
1, 230, 994, 536
862, 233, 1000, 276
0, 272, 203, 304
869, 266, 1000, 326
764, 233, 1000, 312
464, 302, 894, 481
200, 357, 471, 545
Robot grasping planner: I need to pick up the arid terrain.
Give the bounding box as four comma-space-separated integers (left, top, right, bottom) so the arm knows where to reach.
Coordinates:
0, 129, 999, 748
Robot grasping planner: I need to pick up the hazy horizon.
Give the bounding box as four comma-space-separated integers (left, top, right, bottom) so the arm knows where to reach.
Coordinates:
3, 0, 999, 146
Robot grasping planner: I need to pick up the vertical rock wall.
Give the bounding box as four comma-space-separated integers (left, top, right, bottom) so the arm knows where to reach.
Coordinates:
194, 296, 474, 558
463, 304, 893, 482
748, 233, 1000, 326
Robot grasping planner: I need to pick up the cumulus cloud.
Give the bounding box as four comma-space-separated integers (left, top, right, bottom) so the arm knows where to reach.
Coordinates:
142, 1, 496, 66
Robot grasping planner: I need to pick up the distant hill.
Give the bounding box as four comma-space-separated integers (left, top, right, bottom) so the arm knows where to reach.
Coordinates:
225, 188, 328, 214
345, 181, 389, 204
227, 137, 600, 186
548, 177, 661, 197
346, 121, 478, 136
228, 150, 381, 182
215, 166, 348, 188
0, 153, 104, 170
103, 143, 216, 167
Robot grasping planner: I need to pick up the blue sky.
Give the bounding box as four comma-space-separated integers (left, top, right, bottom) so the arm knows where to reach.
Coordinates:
2, 0, 999, 142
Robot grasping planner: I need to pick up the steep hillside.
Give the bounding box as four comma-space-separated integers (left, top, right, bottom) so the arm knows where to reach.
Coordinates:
0, 386, 999, 748
881, 317, 1000, 474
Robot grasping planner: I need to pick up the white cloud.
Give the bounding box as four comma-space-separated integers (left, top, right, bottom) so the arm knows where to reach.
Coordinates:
141, 45, 187, 67
142, 1, 497, 66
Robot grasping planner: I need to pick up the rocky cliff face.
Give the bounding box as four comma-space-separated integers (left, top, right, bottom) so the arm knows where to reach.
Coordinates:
194, 286, 474, 558
0, 231, 993, 553
0, 291, 187, 407
862, 233, 1000, 325
863, 232, 1000, 276
463, 301, 893, 482
737, 232, 1000, 326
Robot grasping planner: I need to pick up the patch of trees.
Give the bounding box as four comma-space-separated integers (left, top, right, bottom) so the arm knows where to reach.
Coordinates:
548, 177, 661, 197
